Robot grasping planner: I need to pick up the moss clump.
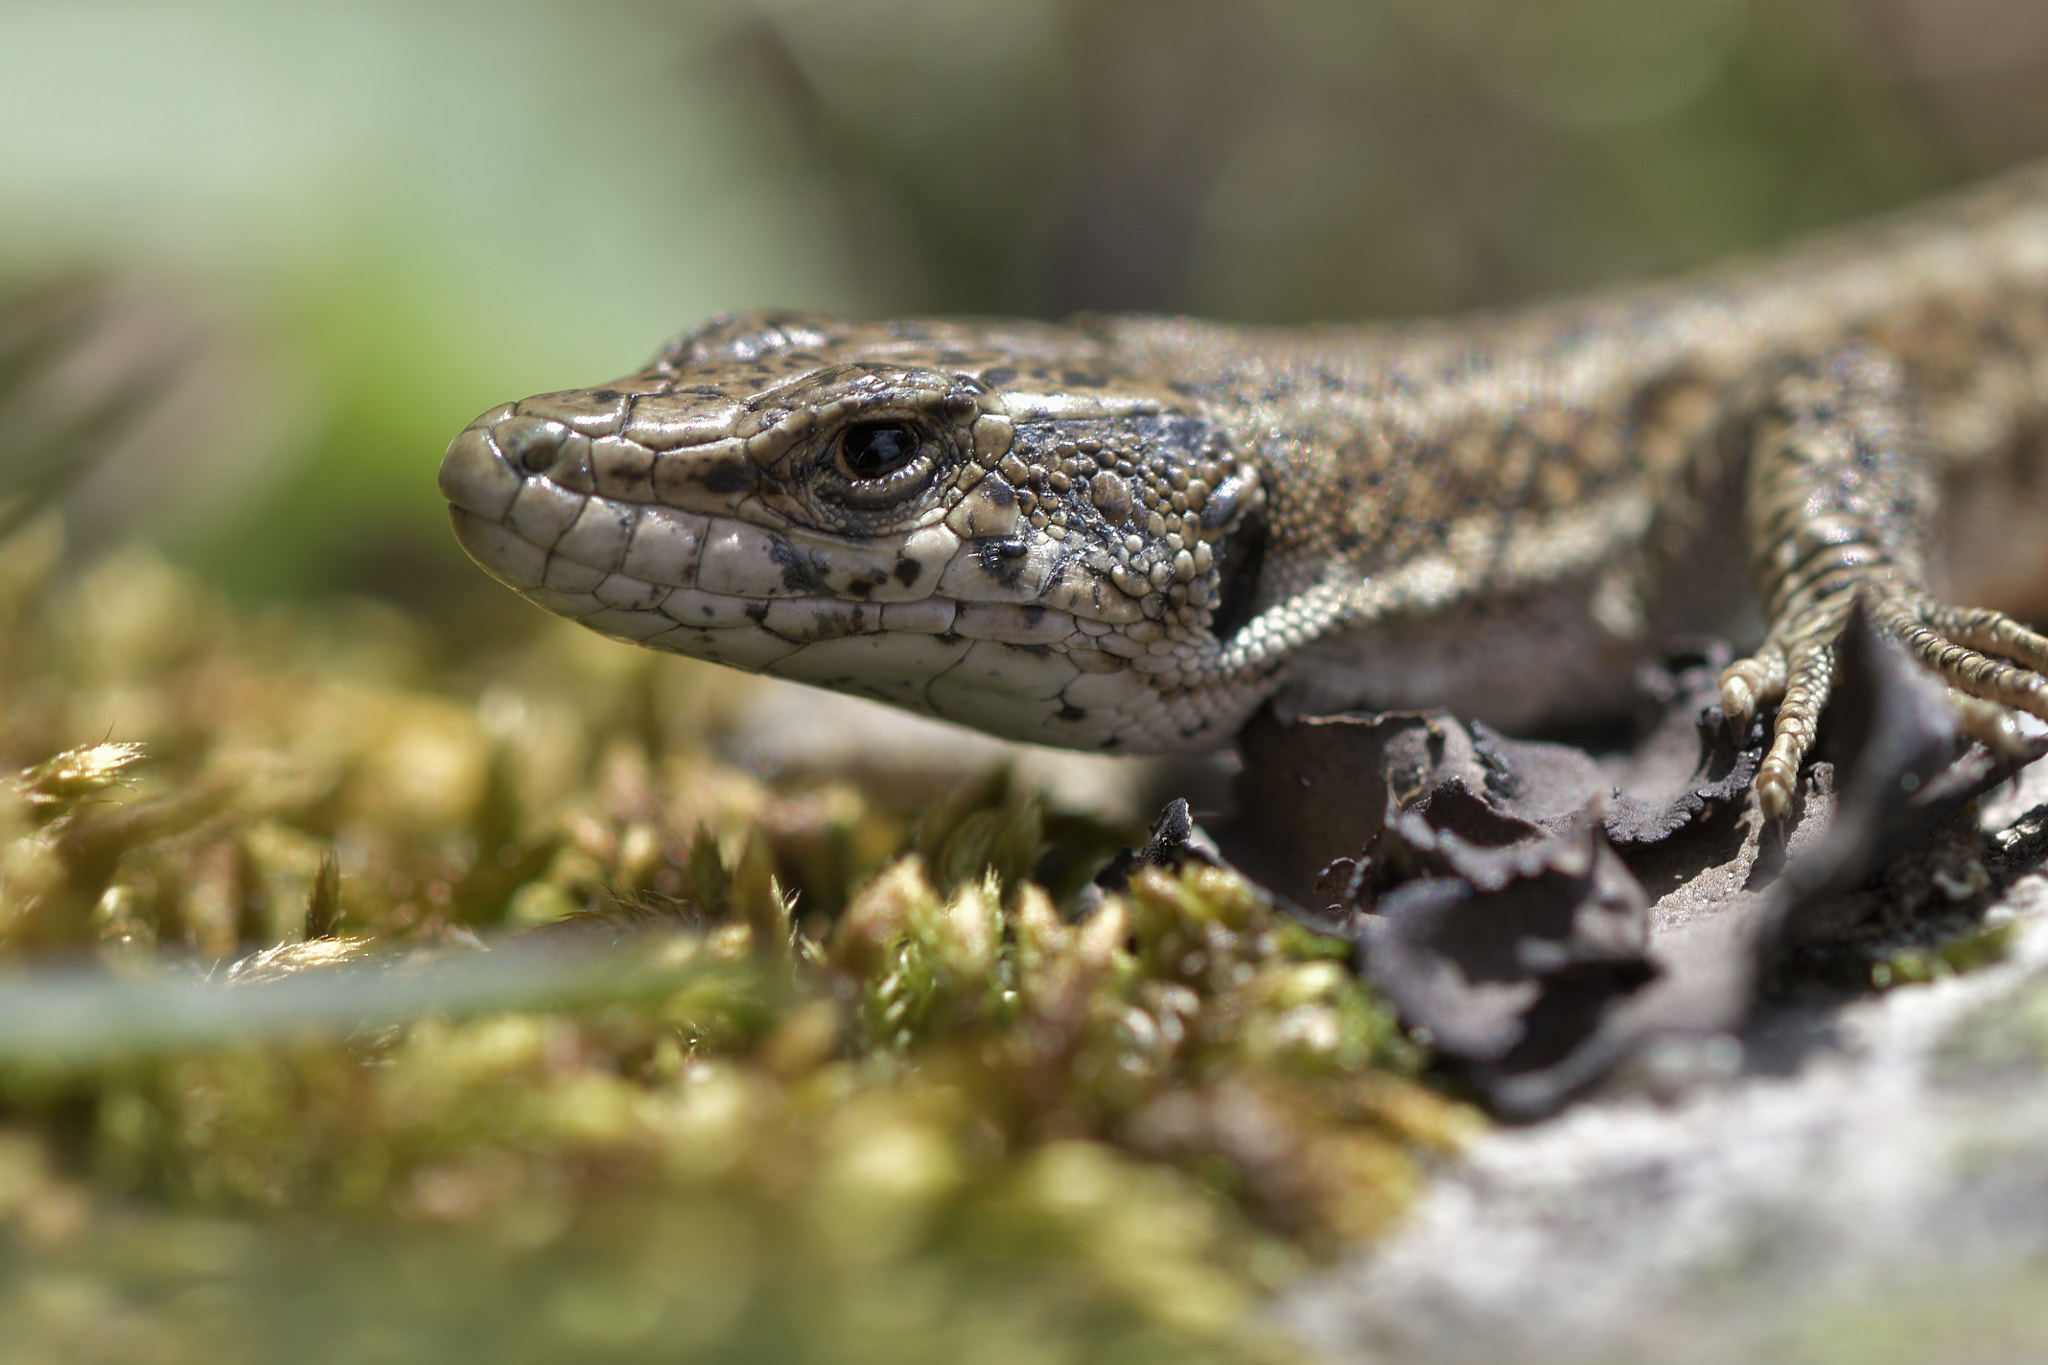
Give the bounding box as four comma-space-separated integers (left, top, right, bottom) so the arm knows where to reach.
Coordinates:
1868, 919, 2017, 990
0, 520, 1477, 1363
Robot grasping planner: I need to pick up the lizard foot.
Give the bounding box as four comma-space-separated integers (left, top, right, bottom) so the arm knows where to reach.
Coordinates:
1720, 592, 2048, 820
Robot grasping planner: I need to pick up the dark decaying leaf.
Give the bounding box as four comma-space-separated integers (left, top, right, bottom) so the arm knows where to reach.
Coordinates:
1226, 611, 2048, 1119
1229, 643, 1764, 908
1092, 796, 1203, 893
1359, 818, 1655, 1077
1600, 640, 1765, 846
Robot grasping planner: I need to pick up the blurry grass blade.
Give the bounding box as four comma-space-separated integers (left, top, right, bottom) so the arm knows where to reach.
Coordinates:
915, 768, 1046, 896
305, 848, 343, 939
734, 831, 792, 959
0, 931, 760, 1067
0, 278, 189, 536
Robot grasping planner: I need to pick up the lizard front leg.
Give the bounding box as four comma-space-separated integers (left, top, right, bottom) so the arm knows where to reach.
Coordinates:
1719, 347, 2048, 818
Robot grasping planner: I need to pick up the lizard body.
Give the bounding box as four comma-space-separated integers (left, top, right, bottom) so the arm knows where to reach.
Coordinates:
440, 162, 2048, 816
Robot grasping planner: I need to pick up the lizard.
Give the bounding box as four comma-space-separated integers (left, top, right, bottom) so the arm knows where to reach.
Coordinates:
438, 161, 2048, 821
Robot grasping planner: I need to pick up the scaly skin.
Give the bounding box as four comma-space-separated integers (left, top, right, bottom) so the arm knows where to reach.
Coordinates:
440, 163, 2048, 818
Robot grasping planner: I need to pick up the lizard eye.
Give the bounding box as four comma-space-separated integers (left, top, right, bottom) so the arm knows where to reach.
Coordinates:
820, 419, 940, 513
836, 422, 922, 481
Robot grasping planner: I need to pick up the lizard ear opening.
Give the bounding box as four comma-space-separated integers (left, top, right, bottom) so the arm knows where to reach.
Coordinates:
1210, 505, 1267, 643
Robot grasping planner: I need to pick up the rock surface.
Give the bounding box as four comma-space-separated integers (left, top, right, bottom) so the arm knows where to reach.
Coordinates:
1281, 761, 2048, 1365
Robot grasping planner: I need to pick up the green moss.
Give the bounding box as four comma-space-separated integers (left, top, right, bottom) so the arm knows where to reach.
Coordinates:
1869, 920, 2019, 990
1782, 1259, 2048, 1365
0, 523, 1479, 1362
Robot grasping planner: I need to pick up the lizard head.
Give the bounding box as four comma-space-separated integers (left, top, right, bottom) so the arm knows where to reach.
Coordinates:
439, 310, 1274, 752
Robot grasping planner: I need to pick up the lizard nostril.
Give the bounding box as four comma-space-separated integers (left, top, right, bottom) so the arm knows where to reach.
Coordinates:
494, 415, 573, 475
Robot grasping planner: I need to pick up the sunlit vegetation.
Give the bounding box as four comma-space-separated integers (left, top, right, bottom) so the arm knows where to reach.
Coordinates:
0, 520, 1474, 1362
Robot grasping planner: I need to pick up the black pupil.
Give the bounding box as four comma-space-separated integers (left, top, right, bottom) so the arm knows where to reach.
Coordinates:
841, 423, 917, 479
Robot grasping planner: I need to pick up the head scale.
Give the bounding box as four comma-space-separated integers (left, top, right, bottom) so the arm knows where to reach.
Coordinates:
438, 310, 1274, 751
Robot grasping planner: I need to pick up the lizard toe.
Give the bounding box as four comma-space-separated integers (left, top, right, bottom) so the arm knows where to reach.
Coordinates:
1755, 632, 1839, 821
1872, 591, 2048, 724
1719, 644, 1786, 732
1924, 604, 2048, 675
1946, 689, 2036, 760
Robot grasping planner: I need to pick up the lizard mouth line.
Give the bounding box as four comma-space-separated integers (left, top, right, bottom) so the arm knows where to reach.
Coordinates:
445, 499, 1181, 749
450, 502, 1119, 657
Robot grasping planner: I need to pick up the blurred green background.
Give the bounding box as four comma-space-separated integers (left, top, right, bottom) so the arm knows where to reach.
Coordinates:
5, 0, 2047, 614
